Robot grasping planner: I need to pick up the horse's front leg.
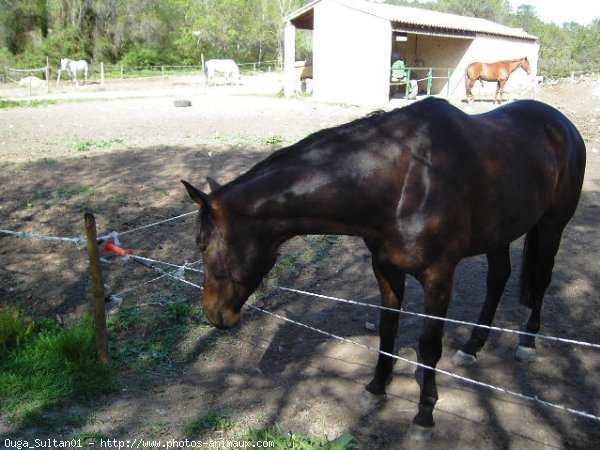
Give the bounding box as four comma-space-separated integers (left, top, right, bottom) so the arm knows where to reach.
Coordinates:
466, 79, 476, 103
409, 262, 455, 441
495, 80, 507, 103
361, 255, 405, 407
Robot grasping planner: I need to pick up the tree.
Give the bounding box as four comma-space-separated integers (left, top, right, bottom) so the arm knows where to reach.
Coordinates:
571, 19, 600, 68
433, 0, 512, 24
508, 4, 542, 32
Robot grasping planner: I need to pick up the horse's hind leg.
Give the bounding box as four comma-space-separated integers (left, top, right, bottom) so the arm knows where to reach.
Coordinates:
453, 246, 511, 366
516, 222, 565, 362
361, 253, 405, 407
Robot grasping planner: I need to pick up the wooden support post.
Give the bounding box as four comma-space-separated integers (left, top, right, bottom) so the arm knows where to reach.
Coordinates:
100, 62, 105, 88
46, 57, 50, 93
427, 68, 433, 95
84, 212, 110, 364
283, 21, 296, 97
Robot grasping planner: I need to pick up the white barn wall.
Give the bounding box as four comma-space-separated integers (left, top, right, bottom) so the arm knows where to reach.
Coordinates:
313, 1, 391, 105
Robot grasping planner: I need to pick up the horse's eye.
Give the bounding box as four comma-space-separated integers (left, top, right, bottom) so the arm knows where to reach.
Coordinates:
197, 219, 213, 252
197, 228, 209, 252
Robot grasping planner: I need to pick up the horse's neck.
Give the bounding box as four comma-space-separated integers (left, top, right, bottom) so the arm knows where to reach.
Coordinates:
221, 164, 372, 239
508, 60, 524, 73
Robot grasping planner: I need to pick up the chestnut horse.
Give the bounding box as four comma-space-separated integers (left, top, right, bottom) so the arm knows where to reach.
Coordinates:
182, 98, 585, 439
466, 57, 531, 103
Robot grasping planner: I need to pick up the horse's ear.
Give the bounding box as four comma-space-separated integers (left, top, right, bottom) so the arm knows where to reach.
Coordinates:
181, 180, 210, 207
206, 177, 222, 192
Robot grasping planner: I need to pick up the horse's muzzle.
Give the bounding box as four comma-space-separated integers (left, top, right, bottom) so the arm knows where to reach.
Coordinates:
205, 305, 241, 330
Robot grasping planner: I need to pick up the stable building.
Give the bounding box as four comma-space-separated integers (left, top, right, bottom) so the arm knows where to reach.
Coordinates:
283, 0, 538, 105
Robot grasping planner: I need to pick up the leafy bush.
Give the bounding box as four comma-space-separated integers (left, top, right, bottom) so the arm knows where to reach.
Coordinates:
121, 45, 176, 67
0, 47, 14, 67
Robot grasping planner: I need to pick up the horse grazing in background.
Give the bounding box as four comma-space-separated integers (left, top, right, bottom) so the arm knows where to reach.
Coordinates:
57, 58, 89, 86
466, 57, 531, 103
182, 97, 585, 440
204, 59, 240, 86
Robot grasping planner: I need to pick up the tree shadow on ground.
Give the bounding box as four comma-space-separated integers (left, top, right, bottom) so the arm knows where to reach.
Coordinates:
0, 144, 598, 449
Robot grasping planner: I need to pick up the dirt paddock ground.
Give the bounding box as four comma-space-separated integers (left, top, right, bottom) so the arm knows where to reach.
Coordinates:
1, 75, 599, 449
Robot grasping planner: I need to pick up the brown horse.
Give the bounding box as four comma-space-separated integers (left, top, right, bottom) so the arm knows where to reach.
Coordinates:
466, 57, 531, 103
182, 97, 585, 440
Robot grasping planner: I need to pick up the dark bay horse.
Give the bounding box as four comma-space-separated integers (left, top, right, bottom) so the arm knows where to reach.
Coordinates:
466, 57, 531, 103
182, 97, 585, 439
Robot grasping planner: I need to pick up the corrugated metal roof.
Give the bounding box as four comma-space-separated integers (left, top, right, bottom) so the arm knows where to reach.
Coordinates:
286, 0, 537, 40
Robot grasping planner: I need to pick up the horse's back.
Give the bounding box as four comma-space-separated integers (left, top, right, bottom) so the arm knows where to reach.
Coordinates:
206, 59, 239, 72
481, 100, 585, 161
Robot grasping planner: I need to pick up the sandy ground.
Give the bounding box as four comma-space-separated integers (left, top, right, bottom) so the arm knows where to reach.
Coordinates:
1, 74, 599, 449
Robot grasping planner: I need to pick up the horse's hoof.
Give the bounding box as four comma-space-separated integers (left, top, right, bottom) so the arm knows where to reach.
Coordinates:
407, 424, 434, 442
358, 390, 386, 409
515, 345, 537, 362
452, 350, 477, 367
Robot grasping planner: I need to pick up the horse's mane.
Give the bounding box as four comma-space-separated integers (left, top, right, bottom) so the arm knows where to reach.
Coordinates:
284, 98, 449, 152
290, 109, 389, 149
213, 110, 392, 191
217, 99, 451, 193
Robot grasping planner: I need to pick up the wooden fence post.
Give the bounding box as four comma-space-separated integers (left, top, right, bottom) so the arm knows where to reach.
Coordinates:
84, 212, 110, 363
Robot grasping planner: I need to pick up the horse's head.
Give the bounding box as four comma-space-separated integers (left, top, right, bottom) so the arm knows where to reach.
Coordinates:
60, 58, 68, 70
182, 179, 279, 330
521, 57, 531, 75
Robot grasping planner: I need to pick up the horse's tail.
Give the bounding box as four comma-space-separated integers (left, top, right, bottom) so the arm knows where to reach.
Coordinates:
519, 225, 540, 309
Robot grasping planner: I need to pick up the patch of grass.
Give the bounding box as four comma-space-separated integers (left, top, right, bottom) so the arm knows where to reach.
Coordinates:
259, 135, 287, 145
107, 304, 147, 333
166, 301, 204, 325
0, 308, 115, 425
70, 431, 109, 444
108, 293, 209, 370
269, 235, 342, 281
0, 306, 34, 358
73, 138, 124, 152
24, 185, 96, 209
244, 427, 357, 449
52, 185, 96, 201
184, 411, 356, 448
185, 411, 232, 435
0, 99, 58, 109
271, 254, 300, 277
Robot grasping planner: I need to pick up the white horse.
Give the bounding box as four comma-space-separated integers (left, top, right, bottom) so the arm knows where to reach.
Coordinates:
204, 59, 240, 86
57, 58, 89, 86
